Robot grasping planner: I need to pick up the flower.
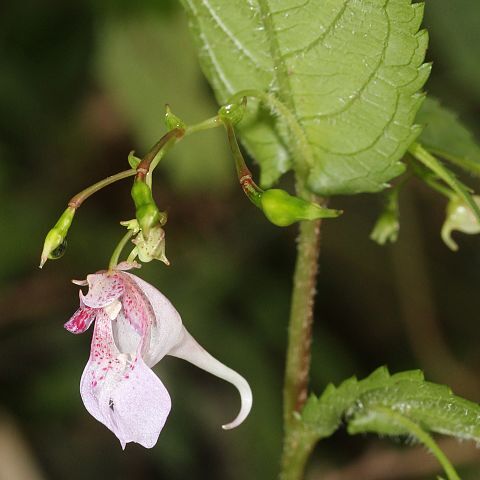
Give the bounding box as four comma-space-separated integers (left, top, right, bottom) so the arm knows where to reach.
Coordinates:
65, 263, 252, 448
441, 196, 480, 251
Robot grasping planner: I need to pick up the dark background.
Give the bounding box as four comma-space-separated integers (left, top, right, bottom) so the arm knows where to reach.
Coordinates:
1, 1, 480, 479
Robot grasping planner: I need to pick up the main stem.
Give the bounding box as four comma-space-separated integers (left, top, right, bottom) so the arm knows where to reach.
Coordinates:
280, 215, 322, 480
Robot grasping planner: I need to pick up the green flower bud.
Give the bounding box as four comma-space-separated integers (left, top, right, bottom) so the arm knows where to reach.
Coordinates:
165, 105, 186, 131
131, 181, 166, 239
218, 100, 246, 126
370, 210, 399, 245
260, 189, 341, 227
39, 206, 75, 268
441, 195, 480, 251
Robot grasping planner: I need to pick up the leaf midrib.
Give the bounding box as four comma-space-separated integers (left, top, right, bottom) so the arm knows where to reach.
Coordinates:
256, 0, 314, 172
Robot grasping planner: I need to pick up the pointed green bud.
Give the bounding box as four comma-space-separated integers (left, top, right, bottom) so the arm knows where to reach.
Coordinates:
441, 195, 480, 251
165, 105, 186, 131
39, 206, 75, 268
370, 210, 399, 245
218, 99, 246, 126
131, 181, 166, 239
127, 150, 141, 169
259, 189, 341, 227
132, 224, 169, 265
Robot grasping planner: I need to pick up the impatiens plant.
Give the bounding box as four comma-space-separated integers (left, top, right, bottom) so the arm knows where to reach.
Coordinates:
40, 1, 480, 479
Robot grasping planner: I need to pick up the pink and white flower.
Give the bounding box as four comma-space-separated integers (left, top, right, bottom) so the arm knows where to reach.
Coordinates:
65, 264, 252, 448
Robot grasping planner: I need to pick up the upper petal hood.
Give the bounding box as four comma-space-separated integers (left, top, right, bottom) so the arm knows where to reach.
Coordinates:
80, 272, 125, 308
122, 273, 183, 366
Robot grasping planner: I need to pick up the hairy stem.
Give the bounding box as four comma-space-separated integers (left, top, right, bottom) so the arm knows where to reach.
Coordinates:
372, 407, 461, 480
229, 88, 323, 479
281, 424, 319, 480
280, 214, 322, 480
284, 218, 321, 420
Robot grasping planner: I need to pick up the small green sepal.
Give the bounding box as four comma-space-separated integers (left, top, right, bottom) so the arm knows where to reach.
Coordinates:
127, 150, 141, 169
260, 189, 341, 227
218, 99, 246, 126
165, 105, 186, 131
441, 195, 480, 251
39, 206, 76, 268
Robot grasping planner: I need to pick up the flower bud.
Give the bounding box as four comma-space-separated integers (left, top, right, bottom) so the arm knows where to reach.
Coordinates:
39, 206, 75, 268
260, 189, 341, 227
441, 195, 480, 251
218, 100, 246, 126
370, 210, 399, 245
131, 181, 166, 239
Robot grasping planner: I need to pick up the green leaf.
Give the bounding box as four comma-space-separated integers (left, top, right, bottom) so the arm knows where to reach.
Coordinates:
417, 97, 480, 176
180, 0, 430, 195
301, 367, 480, 443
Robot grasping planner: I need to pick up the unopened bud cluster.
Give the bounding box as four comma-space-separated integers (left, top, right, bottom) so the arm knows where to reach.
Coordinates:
40, 98, 344, 269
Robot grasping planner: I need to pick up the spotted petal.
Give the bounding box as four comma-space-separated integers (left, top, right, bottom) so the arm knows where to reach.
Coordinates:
65, 299, 96, 334
80, 311, 171, 448
81, 273, 125, 308
120, 274, 155, 336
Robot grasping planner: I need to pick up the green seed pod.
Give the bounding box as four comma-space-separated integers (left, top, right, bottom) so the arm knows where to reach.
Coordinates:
49, 239, 67, 259
136, 204, 161, 239
131, 181, 154, 208
39, 206, 75, 267
131, 181, 166, 239
260, 189, 341, 227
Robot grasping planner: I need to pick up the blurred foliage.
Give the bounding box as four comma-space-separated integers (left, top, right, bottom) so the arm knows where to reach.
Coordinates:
0, 1, 480, 480
95, 7, 231, 191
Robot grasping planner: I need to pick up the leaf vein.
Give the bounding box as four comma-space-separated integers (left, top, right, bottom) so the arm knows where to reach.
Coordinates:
201, 0, 266, 71
283, 0, 351, 59
298, 2, 391, 121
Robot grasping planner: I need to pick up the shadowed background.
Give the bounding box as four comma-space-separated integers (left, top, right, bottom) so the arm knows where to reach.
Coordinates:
1, 1, 480, 479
